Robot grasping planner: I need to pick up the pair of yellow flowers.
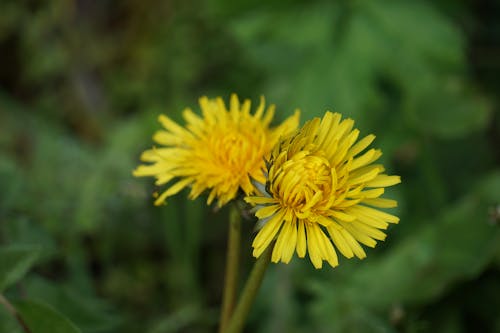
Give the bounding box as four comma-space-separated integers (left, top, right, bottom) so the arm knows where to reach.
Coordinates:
133, 94, 400, 269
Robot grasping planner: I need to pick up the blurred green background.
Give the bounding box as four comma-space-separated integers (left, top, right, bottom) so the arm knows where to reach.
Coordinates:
0, 0, 499, 332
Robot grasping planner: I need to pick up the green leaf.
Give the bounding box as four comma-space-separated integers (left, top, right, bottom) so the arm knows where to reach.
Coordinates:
15, 299, 81, 333
408, 83, 492, 138
0, 305, 22, 333
23, 277, 121, 333
0, 245, 40, 292
2, 218, 58, 265
365, 0, 463, 68
149, 305, 207, 333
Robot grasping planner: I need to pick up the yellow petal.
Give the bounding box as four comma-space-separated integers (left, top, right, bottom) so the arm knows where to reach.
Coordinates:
153, 190, 171, 206
316, 215, 334, 227
163, 177, 194, 197
254, 96, 266, 119
316, 226, 338, 267
349, 221, 387, 241
158, 114, 190, 138
345, 207, 389, 229
353, 205, 400, 224
363, 198, 398, 208
353, 188, 385, 199
245, 196, 277, 205
255, 204, 281, 219
341, 223, 378, 248
296, 220, 307, 258
133, 164, 165, 177
330, 210, 356, 222
350, 149, 382, 170
327, 225, 354, 258
316, 112, 335, 145
281, 220, 298, 263
346, 167, 380, 186
306, 224, 323, 269
272, 220, 296, 263
365, 175, 401, 188
253, 210, 286, 257
153, 131, 180, 145
340, 228, 366, 259
347, 134, 376, 158
155, 174, 175, 185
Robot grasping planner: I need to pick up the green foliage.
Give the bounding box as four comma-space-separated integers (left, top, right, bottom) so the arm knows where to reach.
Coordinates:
22, 277, 120, 332
0, 0, 498, 332
0, 245, 40, 292
15, 300, 81, 333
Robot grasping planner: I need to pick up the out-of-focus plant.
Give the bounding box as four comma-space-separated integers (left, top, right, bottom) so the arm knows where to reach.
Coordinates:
1, 0, 499, 332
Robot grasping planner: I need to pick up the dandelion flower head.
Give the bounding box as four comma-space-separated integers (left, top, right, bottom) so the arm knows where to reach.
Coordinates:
133, 94, 299, 207
245, 111, 401, 269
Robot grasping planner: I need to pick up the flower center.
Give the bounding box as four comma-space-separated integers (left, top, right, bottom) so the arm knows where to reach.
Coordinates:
275, 152, 333, 211
210, 128, 263, 175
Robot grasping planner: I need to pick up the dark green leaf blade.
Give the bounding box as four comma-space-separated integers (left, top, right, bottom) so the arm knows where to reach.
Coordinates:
0, 245, 40, 292
15, 300, 81, 333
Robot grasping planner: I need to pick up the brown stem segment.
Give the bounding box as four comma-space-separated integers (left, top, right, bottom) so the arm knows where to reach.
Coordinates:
0, 294, 32, 333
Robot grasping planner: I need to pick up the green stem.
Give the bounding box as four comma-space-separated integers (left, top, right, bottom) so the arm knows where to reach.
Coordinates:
0, 294, 32, 333
225, 243, 273, 333
218, 203, 242, 333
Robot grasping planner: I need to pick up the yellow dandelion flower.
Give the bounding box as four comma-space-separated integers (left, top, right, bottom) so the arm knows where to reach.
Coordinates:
245, 111, 401, 269
133, 94, 300, 207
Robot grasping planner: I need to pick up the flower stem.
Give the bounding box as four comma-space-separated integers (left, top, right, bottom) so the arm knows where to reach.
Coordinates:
225, 243, 273, 333
218, 203, 242, 333
0, 294, 32, 333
